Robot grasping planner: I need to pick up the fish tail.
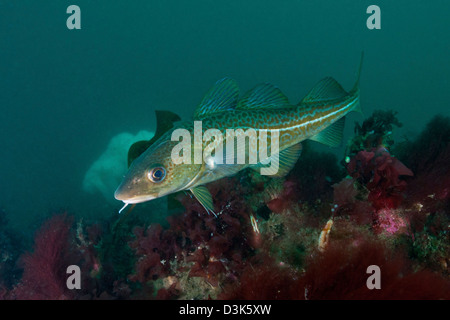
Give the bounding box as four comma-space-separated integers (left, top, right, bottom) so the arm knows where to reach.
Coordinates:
350, 52, 364, 114
351, 51, 364, 94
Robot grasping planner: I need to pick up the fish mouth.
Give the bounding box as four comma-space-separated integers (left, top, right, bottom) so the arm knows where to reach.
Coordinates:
114, 188, 156, 204
115, 194, 156, 204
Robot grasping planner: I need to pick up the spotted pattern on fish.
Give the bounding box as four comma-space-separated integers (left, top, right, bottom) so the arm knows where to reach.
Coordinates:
189, 88, 359, 157
115, 53, 363, 212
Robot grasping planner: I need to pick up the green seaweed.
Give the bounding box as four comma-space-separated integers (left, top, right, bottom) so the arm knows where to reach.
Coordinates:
345, 110, 402, 157
96, 214, 139, 281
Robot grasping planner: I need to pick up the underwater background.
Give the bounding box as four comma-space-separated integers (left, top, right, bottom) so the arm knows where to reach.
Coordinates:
0, 1, 449, 299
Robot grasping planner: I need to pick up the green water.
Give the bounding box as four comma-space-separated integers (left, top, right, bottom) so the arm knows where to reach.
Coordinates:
0, 1, 449, 234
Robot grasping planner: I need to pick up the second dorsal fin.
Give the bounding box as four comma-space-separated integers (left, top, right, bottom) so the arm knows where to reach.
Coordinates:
236, 83, 291, 110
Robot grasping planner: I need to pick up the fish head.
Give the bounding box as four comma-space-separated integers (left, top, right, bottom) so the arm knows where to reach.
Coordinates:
114, 138, 202, 204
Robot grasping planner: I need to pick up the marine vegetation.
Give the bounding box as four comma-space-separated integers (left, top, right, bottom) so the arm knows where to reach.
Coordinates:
0, 208, 24, 294
345, 109, 402, 158
0, 113, 449, 300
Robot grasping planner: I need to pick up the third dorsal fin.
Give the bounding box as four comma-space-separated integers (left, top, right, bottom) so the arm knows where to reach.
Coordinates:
300, 77, 348, 105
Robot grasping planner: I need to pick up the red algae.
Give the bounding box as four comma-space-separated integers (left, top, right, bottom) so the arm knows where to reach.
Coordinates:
1, 115, 449, 300
347, 147, 413, 210
10, 214, 76, 300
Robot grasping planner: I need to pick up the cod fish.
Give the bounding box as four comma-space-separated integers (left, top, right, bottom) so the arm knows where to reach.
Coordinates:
115, 54, 363, 214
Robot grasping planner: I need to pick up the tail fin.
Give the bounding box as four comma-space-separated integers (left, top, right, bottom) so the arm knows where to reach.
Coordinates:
350, 52, 364, 115
351, 51, 364, 94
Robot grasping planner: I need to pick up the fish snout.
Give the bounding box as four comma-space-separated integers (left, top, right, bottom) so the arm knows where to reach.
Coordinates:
114, 180, 157, 204
114, 182, 129, 201
114, 178, 137, 201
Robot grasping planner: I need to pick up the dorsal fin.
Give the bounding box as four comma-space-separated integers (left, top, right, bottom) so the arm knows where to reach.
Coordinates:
309, 117, 346, 147
237, 83, 291, 110
194, 78, 239, 120
127, 110, 181, 167
300, 77, 348, 105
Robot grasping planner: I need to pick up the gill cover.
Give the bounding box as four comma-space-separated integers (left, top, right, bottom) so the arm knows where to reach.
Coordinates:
125, 110, 184, 212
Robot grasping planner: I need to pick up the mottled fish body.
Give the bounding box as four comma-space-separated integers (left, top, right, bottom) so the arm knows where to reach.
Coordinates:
115, 54, 363, 214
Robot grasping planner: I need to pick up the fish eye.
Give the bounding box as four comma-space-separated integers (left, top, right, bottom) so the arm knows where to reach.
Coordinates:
148, 167, 166, 183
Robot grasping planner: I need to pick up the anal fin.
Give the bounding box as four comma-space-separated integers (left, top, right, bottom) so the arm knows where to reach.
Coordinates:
309, 117, 345, 147
253, 142, 302, 177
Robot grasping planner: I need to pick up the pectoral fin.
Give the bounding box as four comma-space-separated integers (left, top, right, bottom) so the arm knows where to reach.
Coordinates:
190, 186, 216, 216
